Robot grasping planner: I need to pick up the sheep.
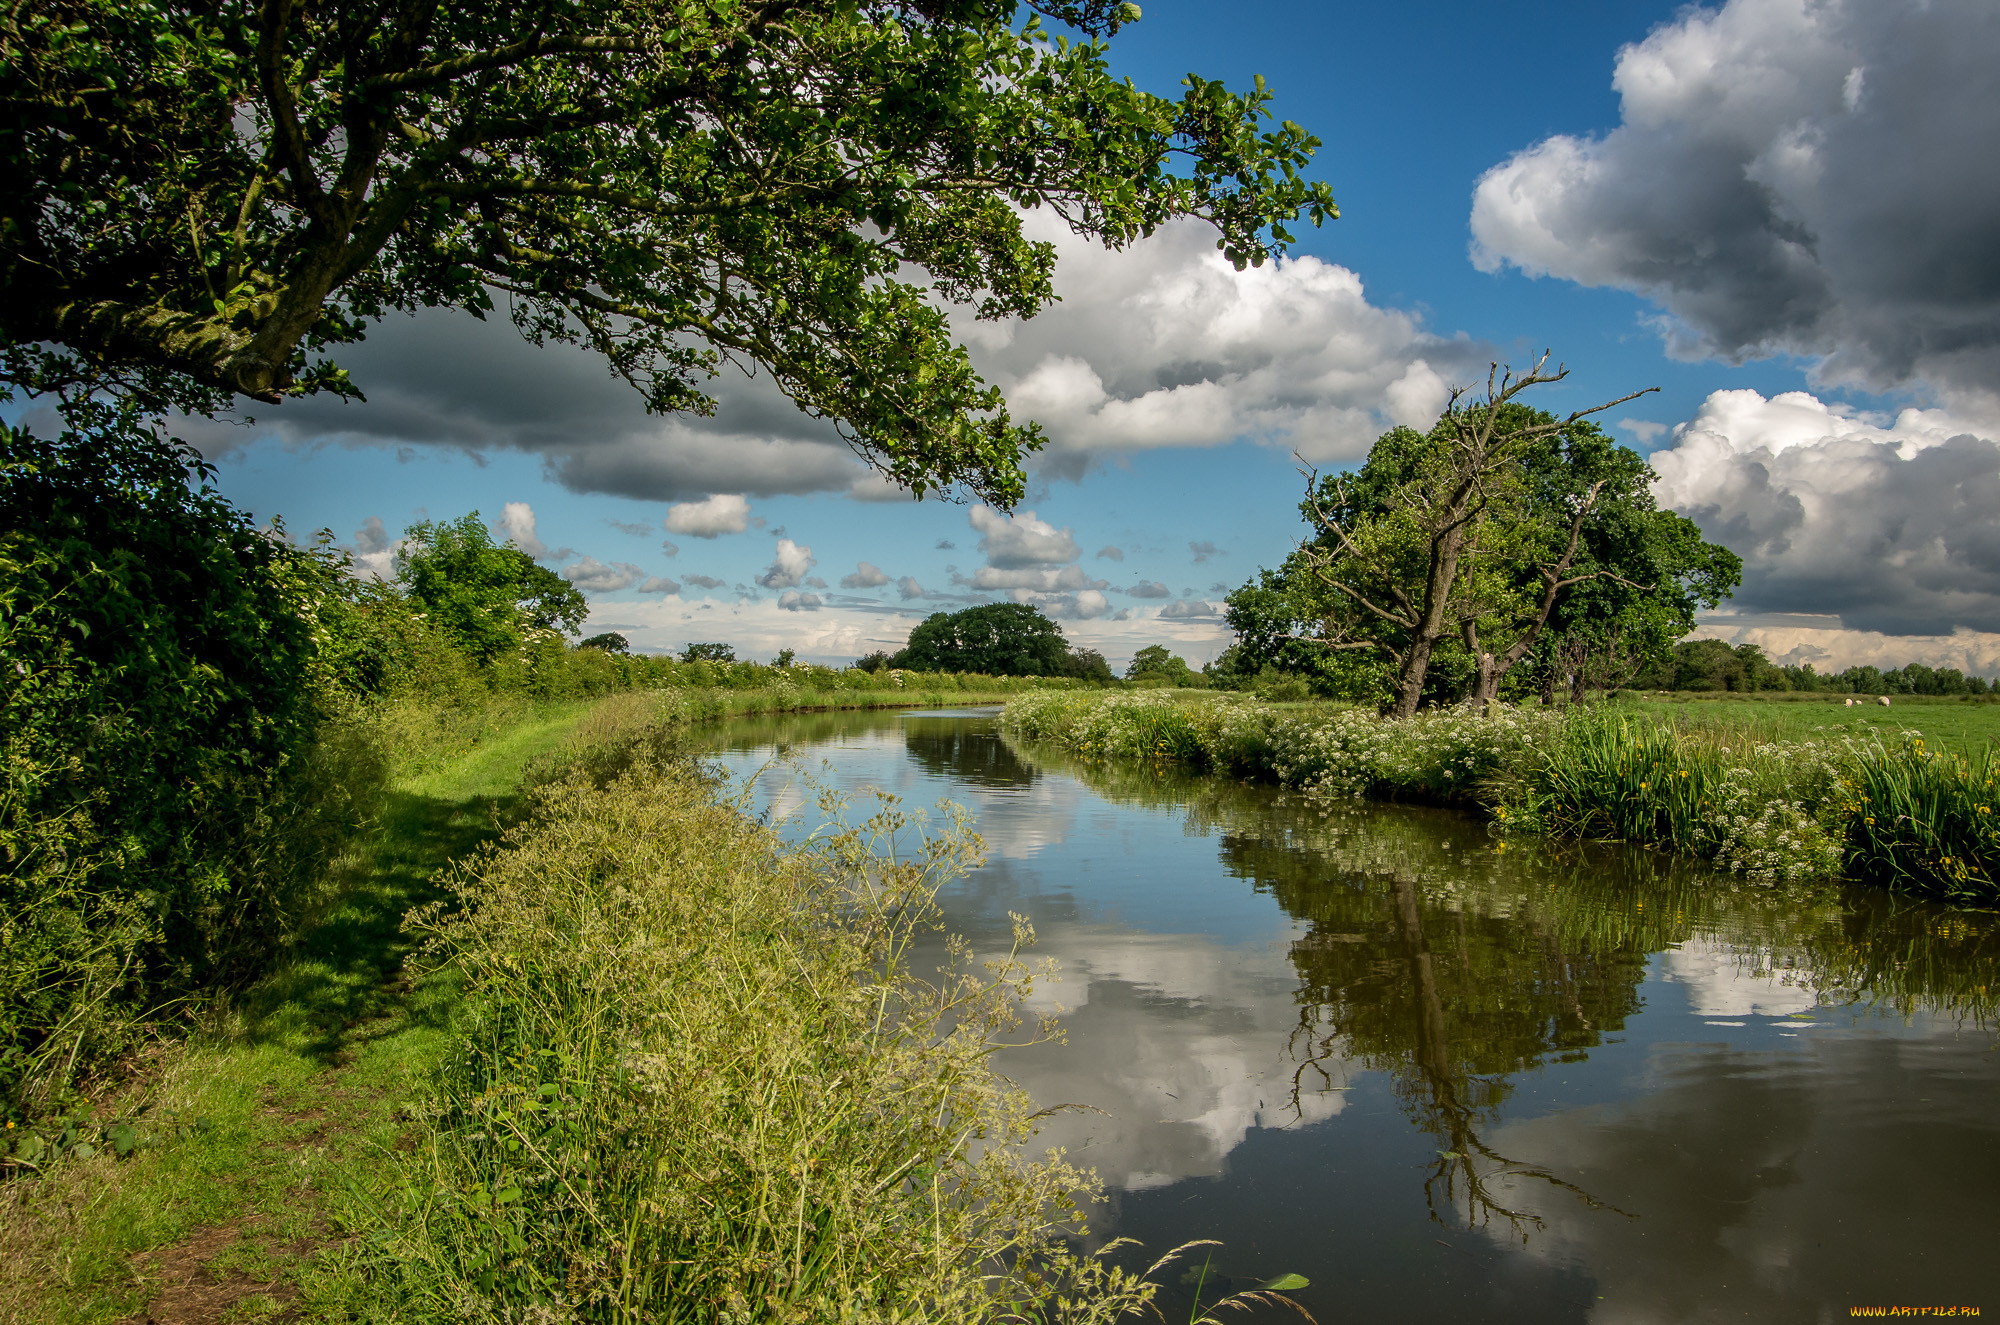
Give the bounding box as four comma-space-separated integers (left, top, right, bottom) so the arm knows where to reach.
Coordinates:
1878, 695, 1892, 707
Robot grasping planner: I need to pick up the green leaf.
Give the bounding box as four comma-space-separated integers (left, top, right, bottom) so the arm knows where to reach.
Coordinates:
1258, 1273, 1310, 1292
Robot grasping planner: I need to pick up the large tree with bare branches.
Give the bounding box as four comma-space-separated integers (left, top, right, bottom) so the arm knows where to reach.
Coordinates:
1249, 357, 1737, 716
0, 0, 1334, 505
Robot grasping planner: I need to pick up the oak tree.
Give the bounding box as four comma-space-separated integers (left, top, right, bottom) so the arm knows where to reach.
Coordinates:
1244, 356, 1736, 715
1, 0, 1335, 505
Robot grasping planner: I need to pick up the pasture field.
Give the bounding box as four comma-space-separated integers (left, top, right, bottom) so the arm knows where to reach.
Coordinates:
1624, 693, 2000, 753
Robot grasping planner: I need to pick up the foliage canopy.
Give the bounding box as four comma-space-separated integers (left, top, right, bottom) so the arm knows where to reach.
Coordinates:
395, 513, 589, 665
1229, 360, 1740, 712
0, 405, 360, 1108
1, 0, 1335, 505
893, 602, 1071, 676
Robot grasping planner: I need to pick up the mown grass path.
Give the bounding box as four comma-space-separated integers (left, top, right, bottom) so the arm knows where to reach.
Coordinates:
0, 699, 608, 1324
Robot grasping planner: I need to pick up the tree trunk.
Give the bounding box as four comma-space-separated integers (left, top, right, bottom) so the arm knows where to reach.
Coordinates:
1469, 650, 1501, 713
1391, 636, 1434, 718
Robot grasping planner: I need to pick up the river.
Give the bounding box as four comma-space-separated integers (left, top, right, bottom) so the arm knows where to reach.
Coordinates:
696, 705, 2000, 1322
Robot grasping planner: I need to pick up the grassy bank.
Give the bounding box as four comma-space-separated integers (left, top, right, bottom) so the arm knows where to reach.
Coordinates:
1001, 691, 2000, 903
1622, 691, 2000, 753
0, 684, 1150, 1324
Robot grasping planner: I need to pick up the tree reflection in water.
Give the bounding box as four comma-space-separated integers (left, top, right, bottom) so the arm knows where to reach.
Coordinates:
1006, 731, 2000, 1241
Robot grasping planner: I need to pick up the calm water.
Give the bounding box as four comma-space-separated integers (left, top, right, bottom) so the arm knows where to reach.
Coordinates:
697, 707, 2000, 1322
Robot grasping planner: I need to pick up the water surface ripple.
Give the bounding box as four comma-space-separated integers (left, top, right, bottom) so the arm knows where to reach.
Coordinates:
698, 708, 2000, 1322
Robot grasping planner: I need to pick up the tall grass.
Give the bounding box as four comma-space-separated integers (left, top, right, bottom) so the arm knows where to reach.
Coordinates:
1842, 736, 2000, 901
1002, 693, 2000, 902
357, 744, 1163, 1321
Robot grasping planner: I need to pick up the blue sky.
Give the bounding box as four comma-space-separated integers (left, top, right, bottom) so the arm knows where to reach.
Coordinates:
191, 0, 2000, 673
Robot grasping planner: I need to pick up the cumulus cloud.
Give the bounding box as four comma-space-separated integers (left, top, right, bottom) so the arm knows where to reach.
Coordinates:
778, 590, 823, 612
1188, 540, 1222, 563
592, 595, 924, 663
896, 576, 928, 601
562, 557, 645, 593
659, 539, 680, 557
664, 493, 751, 538
1094, 545, 1125, 562
969, 564, 1107, 594
1651, 388, 2000, 636
1126, 580, 1171, 599
840, 561, 891, 589
348, 516, 399, 579
755, 538, 817, 590
963, 211, 1493, 475
1046, 589, 1111, 620
680, 573, 727, 590
170, 307, 877, 499
1471, 0, 2000, 401
638, 575, 682, 595
1159, 600, 1224, 620
492, 501, 562, 560
969, 505, 1080, 567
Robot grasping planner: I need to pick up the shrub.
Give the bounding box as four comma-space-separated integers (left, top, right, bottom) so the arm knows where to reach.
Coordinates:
0, 409, 380, 1111
372, 754, 1158, 1321
1003, 693, 1999, 897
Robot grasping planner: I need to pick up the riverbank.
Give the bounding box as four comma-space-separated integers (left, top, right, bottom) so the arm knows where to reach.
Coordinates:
0, 685, 1148, 1324
1001, 691, 2000, 903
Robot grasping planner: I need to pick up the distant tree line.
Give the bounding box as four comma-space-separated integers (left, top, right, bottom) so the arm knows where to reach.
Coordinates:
855, 603, 1112, 682
1629, 639, 1994, 696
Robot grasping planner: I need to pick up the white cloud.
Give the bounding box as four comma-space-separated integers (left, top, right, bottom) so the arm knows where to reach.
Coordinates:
896, 576, 928, 601
1651, 388, 2000, 635
637, 575, 681, 595
777, 590, 823, 612
348, 516, 399, 580
680, 573, 727, 591
1094, 545, 1125, 562
561, 556, 645, 594
1126, 580, 1171, 599
755, 537, 817, 590
664, 493, 751, 538
1471, 0, 2000, 403
840, 561, 891, 589
1692, 619, 2000, 678
582, 595, 926, 664
1188, 540, 1222, 564
969, 564, 1107, 594
1159, 599, 1223, 619
491, 501, 553, 559
968, 504, 1080, 567
1066, 589, 1110, 620
963, 211, 1494, 475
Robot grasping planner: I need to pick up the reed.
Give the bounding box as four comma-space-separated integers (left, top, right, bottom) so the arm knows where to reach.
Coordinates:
359, 745, 1165, 1322
1841, 735, 2000, 900
1002, 694, 1996, 900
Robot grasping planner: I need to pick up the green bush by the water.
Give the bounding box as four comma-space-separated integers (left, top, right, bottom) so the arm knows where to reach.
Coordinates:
1001, 691, 2000, 901
0, 410, 1073, 1118
360, 739, 1161, 1322
0, 413, 379, 1116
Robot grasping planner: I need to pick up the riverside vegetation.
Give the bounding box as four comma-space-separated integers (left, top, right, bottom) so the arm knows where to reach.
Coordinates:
1001, 690, 2000, 903
10, 414, 1251, 1320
